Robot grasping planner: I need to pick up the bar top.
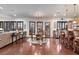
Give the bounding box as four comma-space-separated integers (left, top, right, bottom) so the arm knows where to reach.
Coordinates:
0, 30, 26, 36
0, 31, 16, 35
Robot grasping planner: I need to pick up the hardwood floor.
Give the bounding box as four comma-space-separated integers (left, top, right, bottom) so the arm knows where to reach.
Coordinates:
0, 38, 77, 55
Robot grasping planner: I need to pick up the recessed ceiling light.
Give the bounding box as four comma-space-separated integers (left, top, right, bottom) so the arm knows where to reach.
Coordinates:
0, 7, 3, 10
63, 14, 66, 16
13, 14, 16, 16
54, 14, 57, 17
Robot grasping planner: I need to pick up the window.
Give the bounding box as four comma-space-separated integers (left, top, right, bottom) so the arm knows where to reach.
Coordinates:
45, 22, 50, 37
17, 21, 23, 30
29, 21, 35, 35
10, 21, 17, 31
4, 21, 10, 31
0, 21, 3, 29
37, 21, 43, 35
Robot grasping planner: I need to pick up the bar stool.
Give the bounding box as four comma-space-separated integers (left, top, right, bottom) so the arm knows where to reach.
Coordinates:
59, 31, 65, 45
11, 33, 17, 43
67, 31, 74, 49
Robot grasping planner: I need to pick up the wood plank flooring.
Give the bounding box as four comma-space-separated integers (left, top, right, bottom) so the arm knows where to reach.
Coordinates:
0, 38, 77, 55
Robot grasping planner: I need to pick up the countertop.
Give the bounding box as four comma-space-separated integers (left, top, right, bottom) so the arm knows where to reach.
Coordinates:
0, 30, 26, 36
0, 31, 16, 36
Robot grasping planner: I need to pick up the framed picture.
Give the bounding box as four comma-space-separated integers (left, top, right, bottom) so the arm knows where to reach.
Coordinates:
29, 21, 35, 35
45, 22, 50, 37
37, 21, 43, 35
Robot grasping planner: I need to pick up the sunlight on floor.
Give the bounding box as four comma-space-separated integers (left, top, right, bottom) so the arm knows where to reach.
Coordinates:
46, 39, 50, 48
57, 44, 62, 53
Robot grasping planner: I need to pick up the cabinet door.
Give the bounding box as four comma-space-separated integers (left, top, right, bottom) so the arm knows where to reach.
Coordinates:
4, 21, 10, 31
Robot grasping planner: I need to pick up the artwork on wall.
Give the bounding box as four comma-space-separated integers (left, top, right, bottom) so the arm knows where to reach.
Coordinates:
45, 22, 50, 37
37, 21, 43, 35
29, 21, 35, 35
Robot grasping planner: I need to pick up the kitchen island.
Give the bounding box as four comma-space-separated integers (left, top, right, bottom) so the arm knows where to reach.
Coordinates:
0, 31, 26, 48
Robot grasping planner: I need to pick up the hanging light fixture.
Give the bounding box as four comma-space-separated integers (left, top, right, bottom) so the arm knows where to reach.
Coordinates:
73, 4, 77, 24
66, 9, 68, 18
77, 4, 78, 20
73, 4, 76, 20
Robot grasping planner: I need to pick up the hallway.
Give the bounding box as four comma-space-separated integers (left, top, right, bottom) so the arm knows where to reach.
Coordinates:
0, 38, 77, 55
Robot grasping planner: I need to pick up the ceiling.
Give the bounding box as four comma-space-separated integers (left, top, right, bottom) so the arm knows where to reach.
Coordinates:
0, 4, 79, 18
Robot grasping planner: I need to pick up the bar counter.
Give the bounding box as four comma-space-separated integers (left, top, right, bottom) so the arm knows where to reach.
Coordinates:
0, 31, 26, 48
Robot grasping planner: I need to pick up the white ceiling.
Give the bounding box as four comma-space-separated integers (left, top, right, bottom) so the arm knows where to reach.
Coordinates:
0, 4, 79, 18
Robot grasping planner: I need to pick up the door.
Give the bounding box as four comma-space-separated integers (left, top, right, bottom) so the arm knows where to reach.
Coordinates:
37, 21, 43, 35
45, 22, 50, 37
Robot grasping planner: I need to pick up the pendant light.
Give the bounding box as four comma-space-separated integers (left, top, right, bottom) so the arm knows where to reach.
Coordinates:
73, 4, 77, 24
73, 4, 76, 20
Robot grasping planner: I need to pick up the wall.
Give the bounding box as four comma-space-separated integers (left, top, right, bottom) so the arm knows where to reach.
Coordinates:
0, 17, 73, 37
24, 18, 51, 37
22, 17, 73, 37
49, 18, 73, 37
